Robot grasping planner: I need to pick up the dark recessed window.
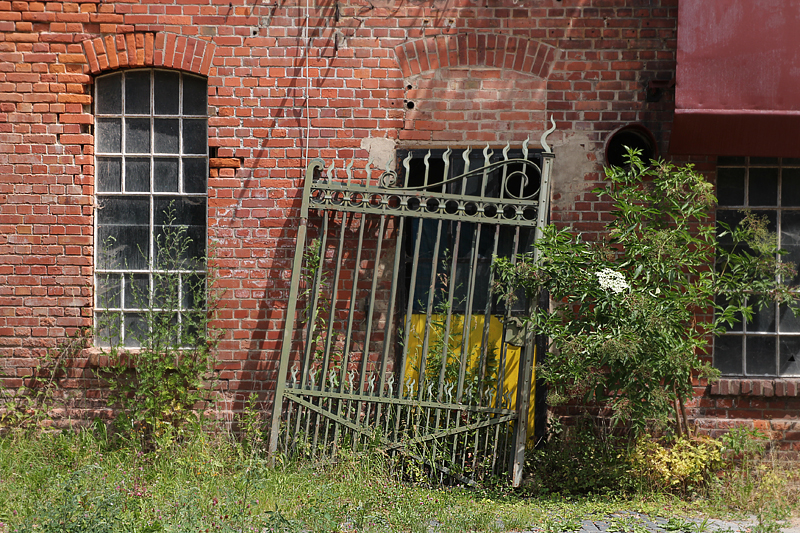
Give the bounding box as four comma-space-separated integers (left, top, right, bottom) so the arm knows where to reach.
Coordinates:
715, 156, 800, 377
94, 69, 208, 347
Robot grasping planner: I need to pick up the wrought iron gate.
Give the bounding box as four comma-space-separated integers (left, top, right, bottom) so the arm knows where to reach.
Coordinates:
269, 124, 555, 486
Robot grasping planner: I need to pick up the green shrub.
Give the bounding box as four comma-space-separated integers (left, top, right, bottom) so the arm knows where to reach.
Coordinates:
524, 419, 632, 495
629, 436, 723, 494
495, 151, 798, 435
100, 203, 220, 446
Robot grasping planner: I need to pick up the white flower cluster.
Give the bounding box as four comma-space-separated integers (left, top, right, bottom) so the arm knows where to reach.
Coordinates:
595, 268, 629, 294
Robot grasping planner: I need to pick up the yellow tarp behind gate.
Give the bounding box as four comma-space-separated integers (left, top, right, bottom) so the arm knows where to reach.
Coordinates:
404, 314, 537, 438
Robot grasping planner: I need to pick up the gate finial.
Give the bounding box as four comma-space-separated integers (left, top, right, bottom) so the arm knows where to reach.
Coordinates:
540, 115, 557, 154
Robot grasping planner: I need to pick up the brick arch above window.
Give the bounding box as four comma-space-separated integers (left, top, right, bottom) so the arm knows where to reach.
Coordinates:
394, 33, 558, 79
81, 33, 216, 77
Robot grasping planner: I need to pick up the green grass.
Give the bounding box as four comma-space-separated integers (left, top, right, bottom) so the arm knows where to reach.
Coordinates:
0, 426, 795, 533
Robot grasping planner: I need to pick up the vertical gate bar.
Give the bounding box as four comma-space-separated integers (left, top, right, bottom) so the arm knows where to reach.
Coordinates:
437, 219, 461, 401
320, 211, 349, 455
269, 157, 324, 456
300, 211, 330, 389
399, 216, 425, 399
456, 148, 477, 404
510, 150, 553, 486
303, 394, 315, 447
358, 213, 386, 392
415, 149, 440, 400
338, 213, 367, 390
379, 217, 405, 396
319, 211, 347, 391
353, 214, 386, 442
321, 395, 332, 450
418, 218, 444, 400
475, 145, 497, 408
490, 418, 502, 475
434, 148, 455, 404
495, 147, 516, 406
314, 209, 337, 387
477, 224, 501, 407
284, 397, 294, 454
457, 224, 479, 404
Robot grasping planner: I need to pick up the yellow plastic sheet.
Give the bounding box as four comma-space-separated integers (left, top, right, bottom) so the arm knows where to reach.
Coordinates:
404, 314, 536, 436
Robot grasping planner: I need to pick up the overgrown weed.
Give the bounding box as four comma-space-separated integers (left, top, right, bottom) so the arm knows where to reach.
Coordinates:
3, 423, 797, 532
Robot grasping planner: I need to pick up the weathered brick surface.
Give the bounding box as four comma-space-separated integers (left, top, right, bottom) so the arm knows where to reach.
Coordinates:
1, 0, 797, 445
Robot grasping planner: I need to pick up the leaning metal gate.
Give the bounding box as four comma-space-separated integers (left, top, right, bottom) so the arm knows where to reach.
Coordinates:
269, 125, 555, 487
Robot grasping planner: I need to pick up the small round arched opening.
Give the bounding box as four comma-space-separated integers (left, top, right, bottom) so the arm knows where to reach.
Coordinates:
604, 124, 658, 168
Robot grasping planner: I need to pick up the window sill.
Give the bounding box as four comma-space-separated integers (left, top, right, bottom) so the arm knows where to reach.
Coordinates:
709, 378, 800, 397
87, 347, 141, 368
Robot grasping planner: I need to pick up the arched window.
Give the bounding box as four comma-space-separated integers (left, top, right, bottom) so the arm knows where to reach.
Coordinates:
94, 69, 208, 347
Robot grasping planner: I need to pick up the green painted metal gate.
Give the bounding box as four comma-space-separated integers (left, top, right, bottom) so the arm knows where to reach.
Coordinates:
269, 124, 555, 486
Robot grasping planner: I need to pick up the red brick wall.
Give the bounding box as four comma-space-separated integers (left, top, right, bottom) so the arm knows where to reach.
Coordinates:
2, 0, 794, 447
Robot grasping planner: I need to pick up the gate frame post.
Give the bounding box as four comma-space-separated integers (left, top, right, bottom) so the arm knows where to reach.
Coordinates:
510, 147, 554, 487
268, 158, 325, 458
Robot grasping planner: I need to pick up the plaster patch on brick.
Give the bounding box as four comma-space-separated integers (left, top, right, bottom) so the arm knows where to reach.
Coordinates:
550, 132, 601, 213
360, 137, 396, 172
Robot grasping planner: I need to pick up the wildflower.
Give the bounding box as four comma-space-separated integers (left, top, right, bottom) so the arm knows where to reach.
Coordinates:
595, 268, 629, 294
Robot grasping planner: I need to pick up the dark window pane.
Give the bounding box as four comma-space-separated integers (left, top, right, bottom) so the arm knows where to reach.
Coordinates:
781, 211, 800, 245
780, 211, 800, 284
783, 158, 800, 166
182, 119, 207, 154
718, 156, 746, 166
750, 157, 779, 166
125, 70, 150, 114
183, 158, 206, 193
746, 336, 777, 375
715, 209, 745, 249
748, 167, 779, 206
781, 244, 800, 285
780, 304, 800, 333
124, 312, 145, 348
95, 311, 121, 347
779, 336, 800, 376
153, 273, 181, 309
96, 273, 121, 308
154, 224, 206, 267
126, 118, 150, 153
782, 168, 800, 206
752, 210, 778, 232
154, 71, 180, 115
181, 311, 202, 343
154, 118, 179, 154
125, 157, 150, 192
97, 196, 149, 225
748, 302, 775, 333
96, 73, 122, 114
124, 273, 149, 310
182, 273, 205, 310
96, 118, 121, 153
716, 167, 745, 206
97, 157, 121, 192
154, 196, 206, 227
715, 294, 743, 332
183, 74, 207, 116
715, 335, 743, 375
97, 224, 149, 270
154, 158, 179, 192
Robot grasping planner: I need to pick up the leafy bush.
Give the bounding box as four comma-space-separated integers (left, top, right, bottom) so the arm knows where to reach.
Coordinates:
629, 436, 723, 494
495, 151, 798, 435
524, 419, 632, 495
101, 204, 220, 446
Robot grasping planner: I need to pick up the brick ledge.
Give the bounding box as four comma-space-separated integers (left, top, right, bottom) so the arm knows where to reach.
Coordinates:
709, 378, 800, 397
